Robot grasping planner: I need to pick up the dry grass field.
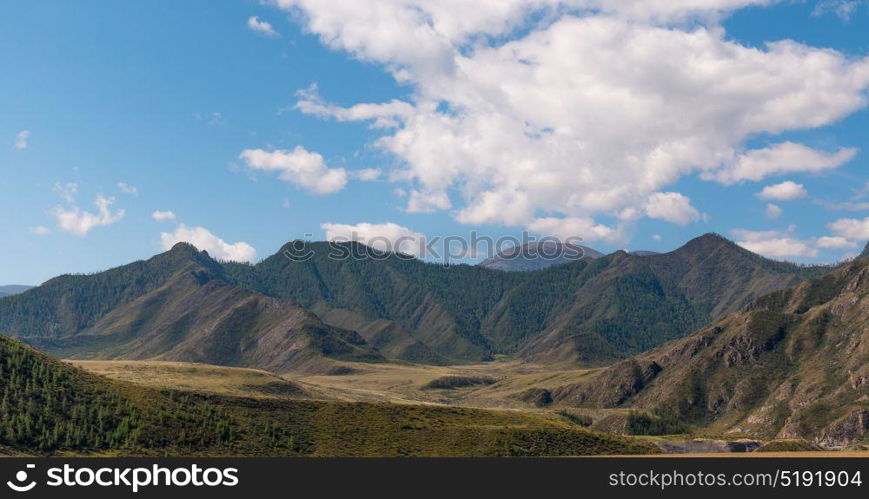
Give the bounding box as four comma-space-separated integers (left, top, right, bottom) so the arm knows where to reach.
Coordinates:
72, 358, 602, 408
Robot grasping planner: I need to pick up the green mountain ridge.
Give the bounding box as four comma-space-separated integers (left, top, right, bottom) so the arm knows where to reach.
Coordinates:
0, 234, 832, 369
224, 234, 829, 365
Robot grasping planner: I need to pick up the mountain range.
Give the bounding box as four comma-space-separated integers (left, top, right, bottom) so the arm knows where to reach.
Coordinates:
0, 234, 831, 371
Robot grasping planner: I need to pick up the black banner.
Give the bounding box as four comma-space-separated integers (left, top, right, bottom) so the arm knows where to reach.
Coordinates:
0, 457, 864, 498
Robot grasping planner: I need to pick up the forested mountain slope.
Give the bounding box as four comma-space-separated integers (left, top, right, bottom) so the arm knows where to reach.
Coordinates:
552, 254, 869, 446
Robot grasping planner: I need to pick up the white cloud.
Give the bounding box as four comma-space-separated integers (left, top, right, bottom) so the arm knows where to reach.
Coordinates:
321, 222, 427, 256
526, 216, 624, 243
813, 0, 864, 21
817, 236, 857, 249
296, 85, 414, 129
765, 203, 783, 219
757, 180, 807, 201
239, 146, 348, 194
407, 189, 452, 214
652, 234, 662, 242
828, 216, 869, 240
275, 1, 869, 238
54, 195, 125, 236
14, 130, 29, 150
824, 201, 869, 211
160, 224, 257, 262
737, 238, 818, 259
709, 143, 857, 184
644, 192, 701, 226
152, 210, 177, 222
247, 16, 280, 37
29, 226, 51, 235
731, 228, 818, 259
53, 182, 78, 203
117, 182, 138, 195
355, 168, 383, 181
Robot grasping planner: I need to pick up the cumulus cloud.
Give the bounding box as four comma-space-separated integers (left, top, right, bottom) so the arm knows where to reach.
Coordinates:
14, 130, 29, 150
757, 181, 808, 201
765, 203, 783, 219
731, 227, 818, 259
54, 195, 125, 236
644, 192, 702, 226
247, 16, 280, 37
239, 146, 348, 194
275, 1, 869, 238
817, 236, 857, 249
708, 143, 857, 184
321, 222, 427, 256
152, 210, 177, 222
828, 216, 869, 240
117, 182, 138, 195
29, 226, 51, 235
160, 224, 257, 262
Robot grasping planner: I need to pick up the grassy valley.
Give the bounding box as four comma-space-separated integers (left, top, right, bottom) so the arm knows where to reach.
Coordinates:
0, 335, 657, 457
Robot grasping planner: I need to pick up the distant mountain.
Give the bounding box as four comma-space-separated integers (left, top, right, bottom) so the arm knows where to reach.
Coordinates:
0, 285, 32, 297
861, 242, 869, 259
478, 242, 604, 271
552, 256, 869, 446
0, 234, 832, 368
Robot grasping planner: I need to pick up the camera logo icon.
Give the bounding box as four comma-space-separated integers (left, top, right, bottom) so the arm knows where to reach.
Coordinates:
7, 464, 37, 492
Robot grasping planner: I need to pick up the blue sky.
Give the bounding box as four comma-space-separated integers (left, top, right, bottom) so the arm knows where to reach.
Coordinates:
1, 0, 868, 285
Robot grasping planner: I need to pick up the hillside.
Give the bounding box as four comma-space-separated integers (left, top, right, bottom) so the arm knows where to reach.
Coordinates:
0, 243, 382, 373
0, 333, 656, 457
551, 254, 869, 446
0, 234, 830, 367
517, 234, 830, 363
